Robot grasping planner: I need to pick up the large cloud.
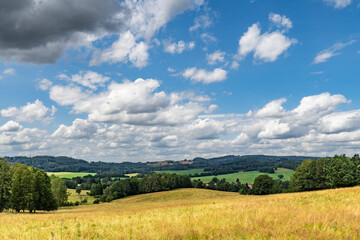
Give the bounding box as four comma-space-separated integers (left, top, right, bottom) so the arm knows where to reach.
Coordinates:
318, 110, 360, 134
0, 121, 22, 132
237, 23, 296, 62
184, 118, 226, 139
48, 77, 208, 126
0, 121, 48, 151
236, 13, 296, 63
0, 99, 56, 123
90, 31, 149, 68
0, 0, 204, 65
49, 85, 88, 106
242, 93, 350, 140
0, 0, 125, 64
52, 119, 99, 139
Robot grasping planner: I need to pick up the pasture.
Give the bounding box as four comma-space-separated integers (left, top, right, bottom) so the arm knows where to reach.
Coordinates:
47, 172, 96, 178
192, 169, 294, 183
1, 187, 360, 239
67, 189, 96, 205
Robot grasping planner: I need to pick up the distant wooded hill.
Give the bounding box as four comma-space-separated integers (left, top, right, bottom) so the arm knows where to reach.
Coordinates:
3, 155, 319, 176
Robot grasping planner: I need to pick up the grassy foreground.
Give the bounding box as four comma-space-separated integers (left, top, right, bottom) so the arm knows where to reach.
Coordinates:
1, 187, 360, 239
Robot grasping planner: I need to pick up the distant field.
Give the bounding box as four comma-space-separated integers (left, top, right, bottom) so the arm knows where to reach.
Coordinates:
1, 187, 360, 239
276, 167, 294, 173
192, 169, 294, 183
47, 172, 96, 178
125, 173, 139, 177
156, 168, 204, 175
67, 189, 96, 204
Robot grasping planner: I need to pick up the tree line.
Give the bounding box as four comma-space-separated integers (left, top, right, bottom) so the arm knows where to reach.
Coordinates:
291, 154, 360, 191
0, 158, 68, 213
5, 155, 313, 177
242, 154, 360, 195
90, 173, 193, 202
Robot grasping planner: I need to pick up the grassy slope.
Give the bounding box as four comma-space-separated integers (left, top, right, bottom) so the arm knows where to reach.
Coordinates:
1, 187, 360, 239
47, 172, 96, 178
192, 169, 294, 183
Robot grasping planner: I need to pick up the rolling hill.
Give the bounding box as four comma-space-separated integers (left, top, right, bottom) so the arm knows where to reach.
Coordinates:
1, 187, 359, 239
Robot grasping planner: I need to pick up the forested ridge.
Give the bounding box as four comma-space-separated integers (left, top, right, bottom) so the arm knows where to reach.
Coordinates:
4, 155, 317, 176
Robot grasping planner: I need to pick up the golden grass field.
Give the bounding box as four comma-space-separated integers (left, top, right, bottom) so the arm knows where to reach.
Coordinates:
1, 187, 360, 239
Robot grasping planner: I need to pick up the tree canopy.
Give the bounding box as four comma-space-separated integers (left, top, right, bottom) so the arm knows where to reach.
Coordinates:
0, 158, 58, 213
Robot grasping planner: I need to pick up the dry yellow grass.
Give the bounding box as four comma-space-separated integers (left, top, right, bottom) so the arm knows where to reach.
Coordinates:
1, 187, 360, 239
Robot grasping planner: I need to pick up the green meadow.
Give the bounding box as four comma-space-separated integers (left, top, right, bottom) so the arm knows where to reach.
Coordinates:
67, 189, 96, 204
47, 172, 96, 178
191, 168, 294, 183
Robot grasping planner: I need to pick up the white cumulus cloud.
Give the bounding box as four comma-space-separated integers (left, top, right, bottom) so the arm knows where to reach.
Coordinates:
91, 31, 149, 68
269, 13, 293, 31
0, 121, 22, 132
52, 119, 99, 139
57, 71, 110, 90
49, 85, 88, 107
91, 0, 204, 68
185, 118, 226, 139
206, 50, 226, 65
182, 67, 228, 84
237, 21, 296, 62
0, 99, 56, 123
48, 78, 209, 126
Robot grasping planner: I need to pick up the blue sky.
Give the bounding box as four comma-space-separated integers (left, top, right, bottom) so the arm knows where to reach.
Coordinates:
0, 0, 359, 162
